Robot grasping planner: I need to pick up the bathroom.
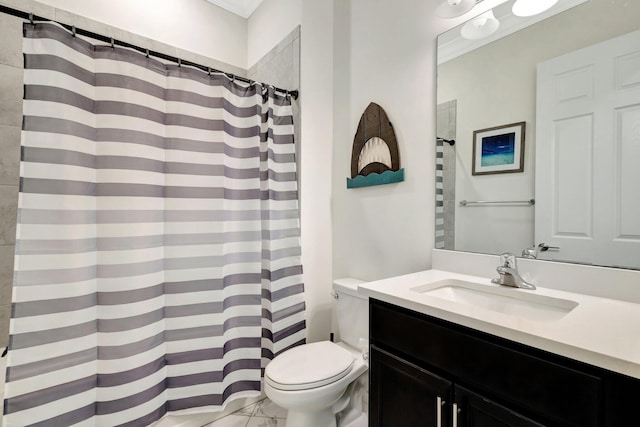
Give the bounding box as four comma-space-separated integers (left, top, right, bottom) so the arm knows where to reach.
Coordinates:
1, 0, 639, 426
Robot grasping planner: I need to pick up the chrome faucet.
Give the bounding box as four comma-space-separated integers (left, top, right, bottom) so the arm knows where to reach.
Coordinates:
521, 243, 560, 259
491, 253, 536, 290
521, 246, 538, 259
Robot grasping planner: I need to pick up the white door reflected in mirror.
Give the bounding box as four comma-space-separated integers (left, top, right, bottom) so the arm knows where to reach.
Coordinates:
535, 30, 640, 269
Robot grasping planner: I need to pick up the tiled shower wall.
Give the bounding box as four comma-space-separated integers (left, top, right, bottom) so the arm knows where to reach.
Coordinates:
247, 26, 301, 186
0, 11, 23, 348
435, 100, 456, 250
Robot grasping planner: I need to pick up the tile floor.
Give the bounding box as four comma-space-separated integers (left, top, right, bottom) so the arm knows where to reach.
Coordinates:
205, 398, 287, 427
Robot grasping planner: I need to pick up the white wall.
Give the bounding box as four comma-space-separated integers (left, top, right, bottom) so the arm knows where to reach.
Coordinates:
252, 0, 452, 343
247, 0, 301, 68
297, 0, 336, 343
329, 0, 505, 282
331, 0, 431, 281
36, 0, 248, 69
251, 0, 453, 344
251, 0, 460, 341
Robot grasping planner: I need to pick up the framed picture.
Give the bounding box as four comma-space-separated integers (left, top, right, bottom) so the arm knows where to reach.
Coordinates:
472, 122, 525, 176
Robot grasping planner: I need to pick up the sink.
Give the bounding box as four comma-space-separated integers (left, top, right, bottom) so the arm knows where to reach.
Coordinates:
411, 279, 578, 322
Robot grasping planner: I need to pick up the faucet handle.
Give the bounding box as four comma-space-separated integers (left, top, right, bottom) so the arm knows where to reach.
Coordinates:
521, 246, 538, 259
498, 252, 517, 269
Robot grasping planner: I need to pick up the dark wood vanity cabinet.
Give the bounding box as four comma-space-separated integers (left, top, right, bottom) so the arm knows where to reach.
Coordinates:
369, 299, 640, 427
370, 346, 450, 427
370, 345, 542, 427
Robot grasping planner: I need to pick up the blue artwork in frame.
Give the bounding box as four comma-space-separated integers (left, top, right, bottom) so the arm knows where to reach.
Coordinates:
472, 121, 525, 175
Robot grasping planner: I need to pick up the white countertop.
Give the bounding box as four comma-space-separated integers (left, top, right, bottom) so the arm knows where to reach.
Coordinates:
358, 269, 640, 379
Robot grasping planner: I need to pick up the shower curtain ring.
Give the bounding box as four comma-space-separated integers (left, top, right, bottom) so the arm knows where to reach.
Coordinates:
29, 13, 34, 25
178, 58, 182, 67
110, 38, 115, 49
145, 49, 149, 58
207, 67, 211, 76
72, 25, 76, 37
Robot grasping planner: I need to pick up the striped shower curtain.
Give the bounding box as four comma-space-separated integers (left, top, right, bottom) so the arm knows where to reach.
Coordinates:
3, 22, 305, 426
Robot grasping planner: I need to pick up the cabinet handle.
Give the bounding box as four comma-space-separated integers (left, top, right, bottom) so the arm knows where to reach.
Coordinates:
436, 396, 443, 427
452, 403, 460, 427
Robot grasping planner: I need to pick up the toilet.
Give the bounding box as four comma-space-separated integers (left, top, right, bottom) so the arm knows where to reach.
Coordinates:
264, 278, 369, 427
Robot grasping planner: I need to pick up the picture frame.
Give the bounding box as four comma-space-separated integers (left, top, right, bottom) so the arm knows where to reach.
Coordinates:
472, 121, 526, 176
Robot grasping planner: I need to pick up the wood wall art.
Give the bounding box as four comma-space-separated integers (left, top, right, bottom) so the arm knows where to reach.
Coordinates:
347, 102, 404, 189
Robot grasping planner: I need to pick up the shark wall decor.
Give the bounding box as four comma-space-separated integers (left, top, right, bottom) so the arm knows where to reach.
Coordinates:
347, 102, 404, 189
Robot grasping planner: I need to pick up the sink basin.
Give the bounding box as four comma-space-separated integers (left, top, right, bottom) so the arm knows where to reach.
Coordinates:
412, 279, 578, 322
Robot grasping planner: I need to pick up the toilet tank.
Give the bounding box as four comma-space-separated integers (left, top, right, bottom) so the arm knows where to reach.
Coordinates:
333, 278, 369, 349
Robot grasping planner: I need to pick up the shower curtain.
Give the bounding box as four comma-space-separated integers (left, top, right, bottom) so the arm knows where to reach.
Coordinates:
3, 22, 305, 426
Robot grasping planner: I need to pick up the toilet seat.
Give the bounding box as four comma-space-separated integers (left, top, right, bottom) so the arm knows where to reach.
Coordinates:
265, 341, 355, 391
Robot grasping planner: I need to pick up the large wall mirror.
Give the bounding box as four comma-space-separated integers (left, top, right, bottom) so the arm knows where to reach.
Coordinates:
436, 0, 640, 270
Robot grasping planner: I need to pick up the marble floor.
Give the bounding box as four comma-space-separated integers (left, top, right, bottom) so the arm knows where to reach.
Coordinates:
205, 398, 287, 427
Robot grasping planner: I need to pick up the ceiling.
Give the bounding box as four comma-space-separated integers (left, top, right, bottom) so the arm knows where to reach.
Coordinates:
438, 0, 587, 64
205, 0, 264, 18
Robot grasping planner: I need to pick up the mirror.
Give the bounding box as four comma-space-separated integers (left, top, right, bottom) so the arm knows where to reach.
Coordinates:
436, 0, 640, 270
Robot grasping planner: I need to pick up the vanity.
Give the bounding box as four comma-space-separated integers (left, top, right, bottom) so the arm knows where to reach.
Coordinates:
359, 270, 640, 427
406, 0, 640, 421
371, 0, 640, 423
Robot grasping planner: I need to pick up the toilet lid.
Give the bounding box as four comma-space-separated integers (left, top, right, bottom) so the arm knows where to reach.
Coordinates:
265, 341, 354, 391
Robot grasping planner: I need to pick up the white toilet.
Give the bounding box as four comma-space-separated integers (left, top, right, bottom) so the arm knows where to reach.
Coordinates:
264, 278, 369, 427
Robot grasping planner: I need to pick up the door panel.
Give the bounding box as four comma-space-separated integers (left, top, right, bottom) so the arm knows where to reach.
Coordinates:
616, 105, 640, 239
553, 114, 593, 238
536, 30, 640, 268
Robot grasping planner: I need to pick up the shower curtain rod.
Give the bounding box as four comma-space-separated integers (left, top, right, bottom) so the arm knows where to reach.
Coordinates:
0, 4, 299, 100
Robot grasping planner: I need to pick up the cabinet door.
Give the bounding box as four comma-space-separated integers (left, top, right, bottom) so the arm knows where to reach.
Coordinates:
370, 345, 451, 427
454, 386, 544, 427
